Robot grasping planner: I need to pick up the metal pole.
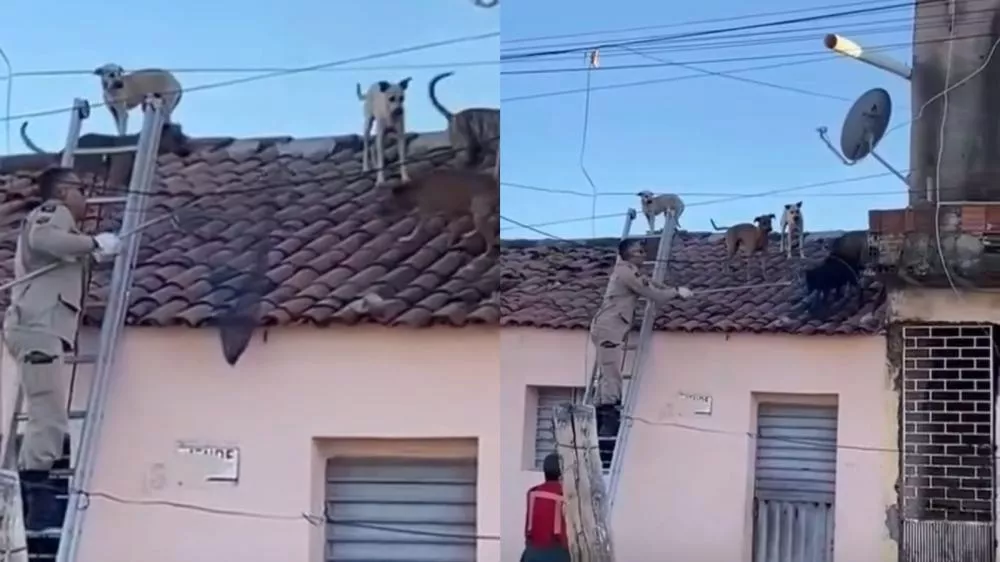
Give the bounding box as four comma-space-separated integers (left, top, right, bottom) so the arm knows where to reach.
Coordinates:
59, 100, 87, 169
607, 213, 676, 508
823, 34, 912, 80
56, 96, 165, 562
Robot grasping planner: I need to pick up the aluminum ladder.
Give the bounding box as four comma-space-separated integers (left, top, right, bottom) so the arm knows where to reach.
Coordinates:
583, 207, 678, 510
0, 97, 167, 562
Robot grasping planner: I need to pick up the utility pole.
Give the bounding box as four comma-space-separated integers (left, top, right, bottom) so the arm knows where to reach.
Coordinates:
909, 0, 1000, 206
553, 403, 616, 562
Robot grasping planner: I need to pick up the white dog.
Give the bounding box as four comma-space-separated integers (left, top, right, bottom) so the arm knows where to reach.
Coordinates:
637, 191, 685, 234
356, 78, 412, 185
93, 63, 183, 136
780, 201, 805, 258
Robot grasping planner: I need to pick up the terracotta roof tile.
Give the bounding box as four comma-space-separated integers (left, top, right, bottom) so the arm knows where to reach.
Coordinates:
0, 131, 498, 328
499, 233, 887, 335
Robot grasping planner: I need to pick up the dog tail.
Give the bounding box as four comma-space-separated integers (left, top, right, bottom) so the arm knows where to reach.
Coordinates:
19, 122, 46, 154
709, 219, 727, 232
428, 72, 455, 120
355, 83, 365, 101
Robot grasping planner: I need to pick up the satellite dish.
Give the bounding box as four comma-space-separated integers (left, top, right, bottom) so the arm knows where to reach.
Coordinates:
839, 87, 892, 162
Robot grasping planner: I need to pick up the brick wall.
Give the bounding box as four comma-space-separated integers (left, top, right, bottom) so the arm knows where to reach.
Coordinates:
901, 325, 995, 522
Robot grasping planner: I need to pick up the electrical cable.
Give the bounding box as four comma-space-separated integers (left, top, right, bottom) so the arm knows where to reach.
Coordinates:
579, 52, 599, 237
0, 31, 498, 124
0, 47, 11, 154
500, 2, 914, 61
500, 0, 910, 46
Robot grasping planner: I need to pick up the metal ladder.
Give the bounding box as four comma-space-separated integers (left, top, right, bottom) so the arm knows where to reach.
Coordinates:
0, 96, 166, 562
584, 207, 678, 510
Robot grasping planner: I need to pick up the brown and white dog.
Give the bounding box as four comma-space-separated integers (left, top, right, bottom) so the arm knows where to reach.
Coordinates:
93, 64, 183, 136
428, 72, 499, 170
378, 168, 499, 256
710, 214, 775, 281
637, 191, 685, 233
357, 79, 412, 186
780, 201, 805, 258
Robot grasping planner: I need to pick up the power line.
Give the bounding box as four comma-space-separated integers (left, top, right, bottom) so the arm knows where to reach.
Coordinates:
0, 31, 498, 124
499, 2, 913, 61
500, 0, 909, 46
0, 60, 501, 80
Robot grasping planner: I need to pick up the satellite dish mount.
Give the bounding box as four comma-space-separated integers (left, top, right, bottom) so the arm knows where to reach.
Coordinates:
816, 87, 908, 186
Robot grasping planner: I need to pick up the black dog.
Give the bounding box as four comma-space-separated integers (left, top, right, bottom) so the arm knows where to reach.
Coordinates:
804, 254, 864, 313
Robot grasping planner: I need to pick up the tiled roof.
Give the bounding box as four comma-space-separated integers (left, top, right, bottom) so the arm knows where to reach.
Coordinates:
0, 131, 500, 328
499, 233, 887, 335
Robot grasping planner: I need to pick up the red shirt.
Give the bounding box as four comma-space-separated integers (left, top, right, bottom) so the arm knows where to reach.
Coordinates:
524, 480, 568, 548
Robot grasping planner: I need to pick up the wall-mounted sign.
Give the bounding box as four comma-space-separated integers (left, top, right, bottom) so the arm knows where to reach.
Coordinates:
678, 392, 713, 415
176, 442, 240, 483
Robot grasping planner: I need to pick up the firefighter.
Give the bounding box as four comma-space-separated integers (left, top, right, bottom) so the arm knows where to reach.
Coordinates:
591, 238, 693, 437
522, 453, 569, 562
4, 167, 121, 531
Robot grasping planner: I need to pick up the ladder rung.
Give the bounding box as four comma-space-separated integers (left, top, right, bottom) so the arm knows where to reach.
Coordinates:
24, 528, 61, 540
74, 145, 138, 156
15, 411, 87, 422
86, 196, 128, 205
66, 353, 96, 365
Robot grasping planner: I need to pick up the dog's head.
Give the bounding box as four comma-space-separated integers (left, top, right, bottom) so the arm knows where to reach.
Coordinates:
376, 78, 412, 119
93, 63, 126, 91
754, 213, 776, 233
783, 201, 803, 223
636, 191, 655, 208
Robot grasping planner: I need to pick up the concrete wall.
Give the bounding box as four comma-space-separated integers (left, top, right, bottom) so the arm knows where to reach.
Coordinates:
501, 327, 897, 562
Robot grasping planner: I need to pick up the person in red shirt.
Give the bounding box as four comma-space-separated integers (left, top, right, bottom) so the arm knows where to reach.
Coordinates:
521, 453, 571, 562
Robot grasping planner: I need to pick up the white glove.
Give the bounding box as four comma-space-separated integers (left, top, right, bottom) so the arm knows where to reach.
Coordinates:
92, 232, 122, 260
676, 287, 694, 299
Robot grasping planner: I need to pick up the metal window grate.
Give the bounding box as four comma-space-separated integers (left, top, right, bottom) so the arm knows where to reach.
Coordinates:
533, 386, 583, 470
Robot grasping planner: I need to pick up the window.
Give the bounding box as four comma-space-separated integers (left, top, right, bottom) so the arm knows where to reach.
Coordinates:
533, 386, 583, 470
325, 456, 477, 562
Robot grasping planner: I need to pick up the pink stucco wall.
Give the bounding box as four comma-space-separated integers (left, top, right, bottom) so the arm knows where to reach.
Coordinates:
501, 328, 899, 562
0, 326, 500, 562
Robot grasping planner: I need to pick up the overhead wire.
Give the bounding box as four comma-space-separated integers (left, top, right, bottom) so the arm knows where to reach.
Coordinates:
0, 31, 498, 124
499, 0, 911, 46
499, 2, 914, 61
579, 51, 599, 237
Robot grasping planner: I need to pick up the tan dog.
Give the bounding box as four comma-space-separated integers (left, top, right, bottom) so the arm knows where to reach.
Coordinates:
428, 72, 499, 169
710, 214, 775, 281
637, 191, 685, 233
780, 201, 805, 258
357, 79, 412, 186
379, 168, 499, 256
93, 64, 183, 136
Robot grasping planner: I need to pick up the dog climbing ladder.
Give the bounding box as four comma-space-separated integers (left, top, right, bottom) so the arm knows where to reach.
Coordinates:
584, 208, 678, 510
0, 96, 167, 562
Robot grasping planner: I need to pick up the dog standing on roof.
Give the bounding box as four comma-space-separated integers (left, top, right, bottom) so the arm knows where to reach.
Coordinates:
780, 201, 805, 258
428, 72, 499, 169
357, 78, 412, 185
637, 191, 684, 233
94, 64, 183, 136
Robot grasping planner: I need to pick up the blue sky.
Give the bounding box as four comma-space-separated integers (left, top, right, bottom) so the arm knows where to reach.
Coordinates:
0, 1, 498, 152
501, 0, 914, 239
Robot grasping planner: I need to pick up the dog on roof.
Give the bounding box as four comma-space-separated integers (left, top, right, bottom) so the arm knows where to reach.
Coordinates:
93, 64, 183, 136
710, 213, 775, 282
357, 78, 412, 185
428, 72, 499, 169
377, 167, 499, 256
780, 201, 805, 258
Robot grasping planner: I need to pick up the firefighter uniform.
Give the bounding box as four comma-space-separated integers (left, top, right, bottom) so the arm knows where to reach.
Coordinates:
4, 200, 95, 472
590, 260, 685, 407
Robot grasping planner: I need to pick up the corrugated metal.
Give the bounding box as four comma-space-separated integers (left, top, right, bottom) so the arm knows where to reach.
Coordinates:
753, 499, 834, 562
535, 386, 582, 469
902, 519, 995, 562
755, 404, 838, 504
325, 457, 477, 562
753, 404, 837, 562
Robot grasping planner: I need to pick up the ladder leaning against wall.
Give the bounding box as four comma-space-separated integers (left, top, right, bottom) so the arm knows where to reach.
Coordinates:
582, 207, 679, 510
0, 96, 167, 562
